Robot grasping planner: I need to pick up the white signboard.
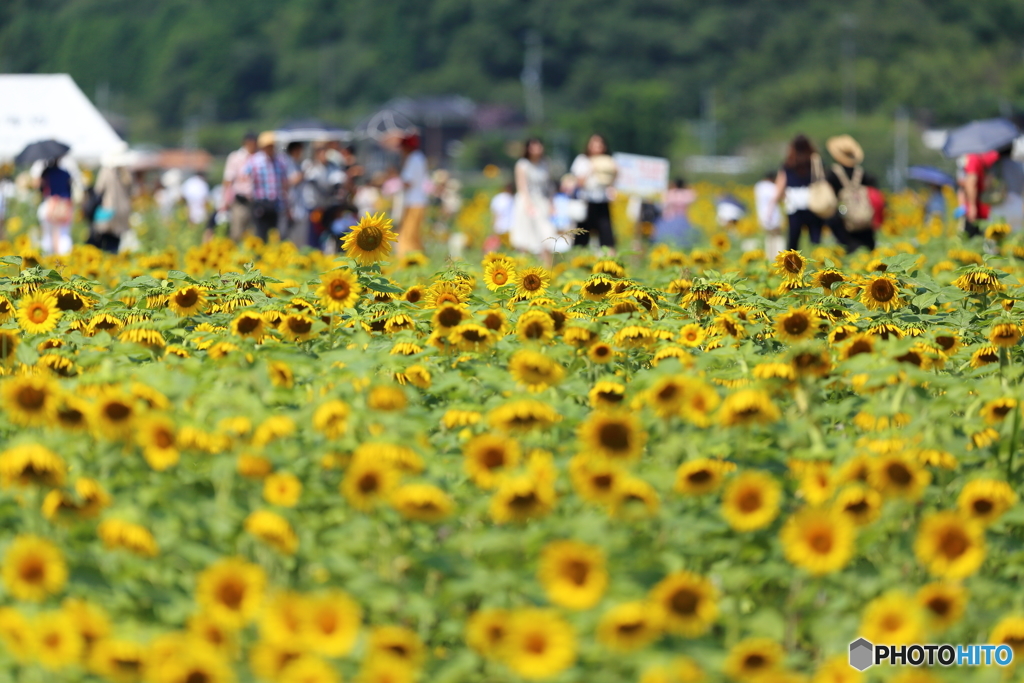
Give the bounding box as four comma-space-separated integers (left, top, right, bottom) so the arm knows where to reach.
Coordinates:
613, 153, 670, 197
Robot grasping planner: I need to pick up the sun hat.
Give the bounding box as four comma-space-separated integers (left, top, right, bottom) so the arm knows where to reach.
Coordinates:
257, 131, 276, 149
826, 135, 864, 167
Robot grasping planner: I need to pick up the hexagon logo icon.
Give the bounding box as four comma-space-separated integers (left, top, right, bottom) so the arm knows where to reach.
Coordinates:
849, 638, 874, 671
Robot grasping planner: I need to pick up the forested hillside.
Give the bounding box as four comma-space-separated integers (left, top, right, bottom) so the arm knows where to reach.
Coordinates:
2, 0, 1024, 151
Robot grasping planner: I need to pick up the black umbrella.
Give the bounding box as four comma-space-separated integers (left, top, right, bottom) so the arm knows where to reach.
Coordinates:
942, 119, 1019, 158
15, 139, 71, 167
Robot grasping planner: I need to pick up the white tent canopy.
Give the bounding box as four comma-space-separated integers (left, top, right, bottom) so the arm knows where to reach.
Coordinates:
0, 73, 124, 165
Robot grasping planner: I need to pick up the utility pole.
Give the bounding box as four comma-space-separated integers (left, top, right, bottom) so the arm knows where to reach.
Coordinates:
521, 30, 544, 125
841, 13, 857, 123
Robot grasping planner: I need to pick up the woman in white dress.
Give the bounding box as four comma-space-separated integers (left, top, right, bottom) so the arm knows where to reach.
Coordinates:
510, 138, 557, 266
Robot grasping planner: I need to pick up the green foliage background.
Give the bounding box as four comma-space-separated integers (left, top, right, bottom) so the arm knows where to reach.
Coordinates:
3, 0, 1024, 156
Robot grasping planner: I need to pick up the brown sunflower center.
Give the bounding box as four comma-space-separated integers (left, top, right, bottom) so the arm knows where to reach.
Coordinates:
737, 489, 762, 512
617, 620, 645, 635
18, 557, 45, 583
28, 303, 49, 324
509, 491, 538, 510
809, 529, 833, 553
926, 596, 951, 616
237, 316, 261, 334
783, 254, 803, 273
563, 560, 590, 586
114, 658, 142, 672
688, 469, 713, 484
522, 274, 542, 291
492, 270, 508, 285
870, 279, 896, 302
744, 653, 767, 670
886, 463, 912, 486
938, 528, 969, 559
819, 272, 844, 289
437, 308, 463, 328
288, 317, 312, 334
845, 499, 869, 515
972, 498, 994, 515
586, 281, 612, 295
461, 329, 486, 343
16, 386, 46, 411
936, 335, 956, 351
523, 322, 546, 339
216, 579, 246, 610
154, 428, 174, 449
482, 313, 502, 330
783, 314, 809, 336
592, 473, 614, 490
670, 588, 699, 615
55, 291, 84, 311
386, 644, 409, 658
481, 447, 506, 469
356, 226, 384, 251
358, 473, 380, 494
525, 633, 547, 654
598, 422, 631, 452
185, 670, 211, 683
104, 401, 132, 422
848, 340, 873, 356
657, 384, 680, 402
175, 289, 199, 308
329, 279, 351, 300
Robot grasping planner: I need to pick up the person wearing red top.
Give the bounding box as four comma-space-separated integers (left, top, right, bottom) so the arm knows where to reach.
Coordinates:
963, 149, 1004, 237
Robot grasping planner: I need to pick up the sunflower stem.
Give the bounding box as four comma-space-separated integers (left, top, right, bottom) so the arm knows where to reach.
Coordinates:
1008, 407, 1020, 483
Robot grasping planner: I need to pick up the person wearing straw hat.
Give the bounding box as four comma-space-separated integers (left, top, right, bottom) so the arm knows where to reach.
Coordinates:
825, 134, 878, 252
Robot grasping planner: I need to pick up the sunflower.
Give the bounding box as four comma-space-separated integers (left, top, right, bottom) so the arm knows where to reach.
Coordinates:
649, 570, 719, 636
0, 328, 19, 364
136, 414, 179, 471
168, 285, 208, 316
957, 479, 1017, 525
577, 410, 647, 462
833, 485, 882, 526
0, 374, 59, 426
152, 639, 234, 683
16, 291, 62, 334
989, 615, 1024, 662
0, 443, 66, 488
869, 455, 931, 500
484, 259, 516, 291
645, 374, 688, 417
424, 280, 472, 309
953, 266, 1004, 293
0, 296, 13, 323
91, 388, 137, 439
355, 660, 415, 683
97, 519, 159, 557
87, 638, 148, 682
463, 433, 520, 489
312, 399, 350, 439
431, 304, 467, 333
366, 625, 424, 669
579, 274, 618, 301
402, 285, 425, 306
279, 657, 341, 683
501, 609, 576, 680
264, 472, 302, 507
32, 610, 83, 671
0, 607, 32, 663
970, 345, 1000, 368
259, 590, 309, 647
587, 341, 615, 363
812, 267, 846, 292
596, 601, 664, 652
298, 590, 361, 658
316, 269, 361, 311
718, 389, 780, 427
278, 313, 317, 342
859, 273, 904, 311
569, 454, 624, 505
341, 457, 399, 511
589, 381, 626, 409
513, 266, 551, 299
466, 608, 509, 659
196, 557, 267, 628
508, 349, 565, 391
516, 310, 556, 342
188, 611, 237, 656
723, 638, 785, 680
917, 582, 966, 631
2, 534, 67, 602
341, 212, 397, 265
390, 483, 453, 522
487, 399, 561, 433
774, 307, 819, 343
989, 322, 1021, 347
592, 259, 626, 277
538, 540, 607, 609
367, 385, 407, 411
674, 458, 732, 496
914, 512, 986, 579
490, 473, 556, 523
780, 508, 855, 575
721, 471, 781, 532
773, 250, 807, 280
859, 592, 922, 645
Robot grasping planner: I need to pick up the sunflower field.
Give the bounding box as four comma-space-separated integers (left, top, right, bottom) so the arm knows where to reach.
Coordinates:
1, 203, 1024, 683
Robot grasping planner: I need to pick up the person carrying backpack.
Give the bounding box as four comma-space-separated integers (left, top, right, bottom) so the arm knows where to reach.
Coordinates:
825, 135, 878, 252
